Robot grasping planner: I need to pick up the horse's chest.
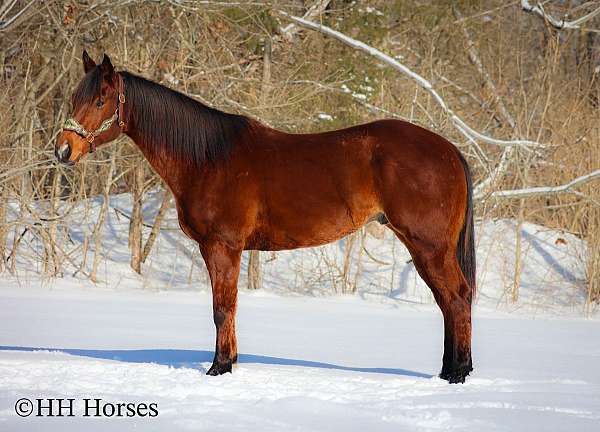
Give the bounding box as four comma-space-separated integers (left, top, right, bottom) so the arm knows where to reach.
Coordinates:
174, 202, 210, 242
174, 199, 249, 247
177, 216, 198, 241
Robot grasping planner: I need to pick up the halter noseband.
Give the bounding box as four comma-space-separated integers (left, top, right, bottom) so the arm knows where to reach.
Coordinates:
62, 73, 126, 153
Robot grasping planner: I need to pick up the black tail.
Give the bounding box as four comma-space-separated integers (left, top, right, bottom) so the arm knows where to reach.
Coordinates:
456, 152, 476, 302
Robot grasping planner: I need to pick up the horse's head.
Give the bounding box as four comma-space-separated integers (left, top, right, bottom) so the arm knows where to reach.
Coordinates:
55, 51, 125, 165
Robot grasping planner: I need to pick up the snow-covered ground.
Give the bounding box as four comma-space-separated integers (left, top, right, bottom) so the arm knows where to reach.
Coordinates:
0, 285, 599, 431
1, 191, 598, 430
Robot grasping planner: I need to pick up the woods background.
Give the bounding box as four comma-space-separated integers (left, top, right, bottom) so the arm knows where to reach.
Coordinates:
0, 0, 598, 306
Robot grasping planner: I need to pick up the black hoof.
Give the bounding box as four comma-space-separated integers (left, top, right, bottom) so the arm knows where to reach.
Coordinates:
440, 363, 473, 384
206, 360, 233, 376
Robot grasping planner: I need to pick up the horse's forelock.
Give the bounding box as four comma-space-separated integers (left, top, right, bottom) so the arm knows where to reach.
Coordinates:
72, 67, 102, 107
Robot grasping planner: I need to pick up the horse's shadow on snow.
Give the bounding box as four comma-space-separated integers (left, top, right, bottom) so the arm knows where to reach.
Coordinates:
0, 346, 432, 378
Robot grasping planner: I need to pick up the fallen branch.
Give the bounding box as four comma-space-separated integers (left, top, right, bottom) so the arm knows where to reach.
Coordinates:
487, 169, 600, 199
277, 11, 545, 149
521, 0, 600, 30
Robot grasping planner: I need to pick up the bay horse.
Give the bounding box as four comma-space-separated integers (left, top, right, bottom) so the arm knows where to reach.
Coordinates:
56, 52, 476, 383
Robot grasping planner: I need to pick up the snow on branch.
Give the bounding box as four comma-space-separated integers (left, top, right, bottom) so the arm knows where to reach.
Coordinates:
487, 169, 600, 200
521, 0, 600, 30
277, 11, 545, 149
280, 0, 331, 40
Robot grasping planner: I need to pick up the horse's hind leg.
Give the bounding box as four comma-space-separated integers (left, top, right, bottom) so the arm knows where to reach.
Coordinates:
390, 226, 473, 383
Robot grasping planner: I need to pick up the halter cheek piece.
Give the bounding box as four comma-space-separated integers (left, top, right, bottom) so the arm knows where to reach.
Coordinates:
62, 73, 126, 153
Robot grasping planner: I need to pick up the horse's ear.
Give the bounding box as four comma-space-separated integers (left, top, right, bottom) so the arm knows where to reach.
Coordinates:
99, 54, 115, 84
82, 50, 96, 73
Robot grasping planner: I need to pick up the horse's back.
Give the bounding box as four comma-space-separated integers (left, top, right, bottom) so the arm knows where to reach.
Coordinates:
255, 118, 465, 208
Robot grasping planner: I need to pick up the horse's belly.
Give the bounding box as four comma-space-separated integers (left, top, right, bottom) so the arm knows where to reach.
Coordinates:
246, 204, 377, 251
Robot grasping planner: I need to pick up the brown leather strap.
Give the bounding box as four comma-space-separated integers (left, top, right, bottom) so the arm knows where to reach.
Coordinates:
117, 73, 126, 129
87, 133, 96, 153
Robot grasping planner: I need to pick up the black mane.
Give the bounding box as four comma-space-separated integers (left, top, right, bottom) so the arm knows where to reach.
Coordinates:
73, 68, 249, 166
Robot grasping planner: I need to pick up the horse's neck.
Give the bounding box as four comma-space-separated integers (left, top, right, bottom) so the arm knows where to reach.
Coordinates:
125, 128, 195, 198
121, 82, 243, 198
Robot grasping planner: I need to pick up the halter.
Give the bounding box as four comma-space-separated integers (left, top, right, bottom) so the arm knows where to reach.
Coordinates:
62, 73, 126, 153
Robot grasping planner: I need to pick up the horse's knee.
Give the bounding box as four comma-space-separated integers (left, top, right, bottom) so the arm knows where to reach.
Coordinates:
213, 308, 236, 327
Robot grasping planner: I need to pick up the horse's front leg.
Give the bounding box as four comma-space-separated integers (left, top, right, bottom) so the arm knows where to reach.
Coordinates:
200, 240, 242, 376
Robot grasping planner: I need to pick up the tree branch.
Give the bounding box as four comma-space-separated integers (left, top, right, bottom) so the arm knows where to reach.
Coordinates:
487, 169, 600, 199
0, 0, 36, 32
0, 0, 18, 21
280, 0, 331, 40
521, 0, 600, 30
141, 190, 173, 263
277, 11, 546, 149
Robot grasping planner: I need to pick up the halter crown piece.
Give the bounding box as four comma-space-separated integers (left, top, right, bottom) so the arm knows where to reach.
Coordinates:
62, 73, 126, 153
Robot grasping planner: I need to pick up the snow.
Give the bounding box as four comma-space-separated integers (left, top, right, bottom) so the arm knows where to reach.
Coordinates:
1, 191, 598, 430
0, 286, 599, 431
363, 6, 384, 17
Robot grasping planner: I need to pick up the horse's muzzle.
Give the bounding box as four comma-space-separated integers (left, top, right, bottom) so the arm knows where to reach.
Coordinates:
55, 142, 73, 165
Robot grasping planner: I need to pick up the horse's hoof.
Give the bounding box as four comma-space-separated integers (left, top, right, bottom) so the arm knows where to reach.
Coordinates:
206, 360, 233, 376
439, 364, 473, 384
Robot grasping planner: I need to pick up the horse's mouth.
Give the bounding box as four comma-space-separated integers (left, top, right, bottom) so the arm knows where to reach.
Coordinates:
56, 159, 76, 167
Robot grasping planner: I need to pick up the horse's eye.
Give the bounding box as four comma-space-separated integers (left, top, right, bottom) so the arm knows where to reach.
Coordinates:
96, 99, 104, 108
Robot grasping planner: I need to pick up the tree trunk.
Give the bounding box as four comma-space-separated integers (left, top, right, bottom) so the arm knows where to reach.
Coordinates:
246, 36, 274, 291
91, 151, 116, 283
141, 189, 172, 264
247, 251, 261, 290
0, 185, 7, 272
129, 162, 144, 274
